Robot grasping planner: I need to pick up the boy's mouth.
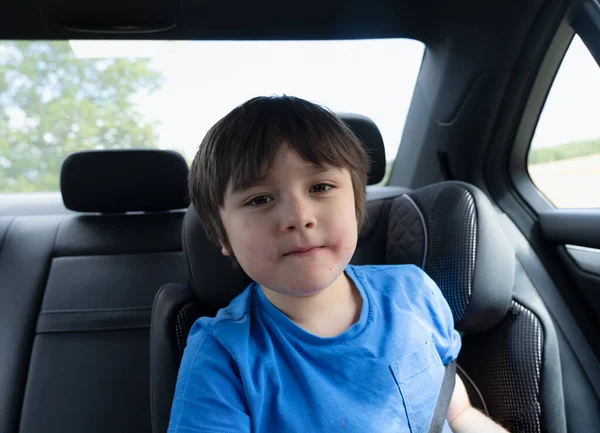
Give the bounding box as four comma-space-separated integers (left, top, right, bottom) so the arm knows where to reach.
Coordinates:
283, 246, 323, 256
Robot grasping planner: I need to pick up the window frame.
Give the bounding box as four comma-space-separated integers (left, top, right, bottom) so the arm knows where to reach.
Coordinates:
510, 0, 600, 213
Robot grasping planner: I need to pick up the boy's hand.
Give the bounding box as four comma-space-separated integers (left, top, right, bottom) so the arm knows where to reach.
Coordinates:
447, 375, 509, 433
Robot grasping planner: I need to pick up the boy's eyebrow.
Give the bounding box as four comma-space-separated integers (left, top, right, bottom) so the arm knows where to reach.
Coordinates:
231, 164, 333, 195
230, 176, 269, 195
306, 164, 331, 174
255, 163, 330, 183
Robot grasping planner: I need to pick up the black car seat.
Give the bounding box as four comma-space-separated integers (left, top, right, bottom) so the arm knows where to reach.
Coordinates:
0, 149, 190, 433
150, 117, 566, 433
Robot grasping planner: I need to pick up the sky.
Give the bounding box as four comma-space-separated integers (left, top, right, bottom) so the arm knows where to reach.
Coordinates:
70, 35, 600, 161
531, 35, 600, 150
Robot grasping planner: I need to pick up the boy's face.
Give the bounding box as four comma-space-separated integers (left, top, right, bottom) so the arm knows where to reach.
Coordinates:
219, 144, 358, 297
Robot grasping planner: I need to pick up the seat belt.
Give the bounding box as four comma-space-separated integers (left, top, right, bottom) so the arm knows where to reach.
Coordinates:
428, 360, 457, 433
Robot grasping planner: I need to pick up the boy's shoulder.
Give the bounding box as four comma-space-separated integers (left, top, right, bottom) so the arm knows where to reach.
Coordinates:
187, 283, 255, 347
348, 263, 443, 309
348, 263, 431, 288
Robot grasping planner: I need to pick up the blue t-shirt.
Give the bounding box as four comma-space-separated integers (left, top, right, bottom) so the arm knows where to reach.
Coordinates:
168, 264, 462, 433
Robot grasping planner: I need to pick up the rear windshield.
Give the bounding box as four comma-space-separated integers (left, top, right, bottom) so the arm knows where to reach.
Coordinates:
0, 39, 424, 192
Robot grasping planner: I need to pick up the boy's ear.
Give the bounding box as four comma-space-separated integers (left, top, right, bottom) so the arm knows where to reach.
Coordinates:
220, 242, 230, 256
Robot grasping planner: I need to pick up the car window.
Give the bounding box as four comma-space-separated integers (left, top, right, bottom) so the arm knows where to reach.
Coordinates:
0, 39, 424, 193
528, 34, 600, 208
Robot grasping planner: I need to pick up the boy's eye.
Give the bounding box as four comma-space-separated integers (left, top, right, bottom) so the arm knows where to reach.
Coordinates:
245, 195, 273, 206
310, 183, 333, 193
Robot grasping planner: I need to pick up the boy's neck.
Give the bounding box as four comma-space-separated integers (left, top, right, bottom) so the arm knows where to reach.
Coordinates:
261, 272, 362, 338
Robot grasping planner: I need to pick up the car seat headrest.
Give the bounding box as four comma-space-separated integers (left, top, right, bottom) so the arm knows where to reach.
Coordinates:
405, 182, 514, 332
183, 207, 252, 307
339, 113, 386, 185
61, 149, 189, 213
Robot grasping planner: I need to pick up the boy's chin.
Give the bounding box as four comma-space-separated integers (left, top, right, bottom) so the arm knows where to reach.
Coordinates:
261, 270, 348, 298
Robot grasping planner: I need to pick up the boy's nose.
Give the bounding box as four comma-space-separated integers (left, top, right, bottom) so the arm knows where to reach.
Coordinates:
279, 197, 317, 233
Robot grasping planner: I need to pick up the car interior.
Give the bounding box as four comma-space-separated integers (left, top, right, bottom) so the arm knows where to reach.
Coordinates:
2, 0, 600, 433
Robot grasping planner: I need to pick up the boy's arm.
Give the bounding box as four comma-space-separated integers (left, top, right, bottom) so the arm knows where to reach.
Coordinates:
447, 374, 508, 433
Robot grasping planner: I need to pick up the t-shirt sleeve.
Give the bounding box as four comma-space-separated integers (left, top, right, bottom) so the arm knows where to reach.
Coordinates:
167, 323, 250, 433
411, 266, 462, 365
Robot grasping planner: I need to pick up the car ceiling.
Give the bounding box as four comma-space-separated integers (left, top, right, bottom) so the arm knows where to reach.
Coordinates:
3, 0, 542, 48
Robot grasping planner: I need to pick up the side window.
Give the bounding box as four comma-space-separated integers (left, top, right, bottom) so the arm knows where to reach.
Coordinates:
528, 35, 600, 208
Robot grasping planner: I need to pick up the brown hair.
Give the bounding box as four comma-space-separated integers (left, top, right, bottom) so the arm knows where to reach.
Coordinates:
189, 95, 369, 253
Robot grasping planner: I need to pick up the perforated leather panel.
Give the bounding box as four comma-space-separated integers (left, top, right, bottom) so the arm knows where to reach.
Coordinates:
410, 184, 477, 322
386, 195, 426, 267
175, 303, 204, 355
458, 300, 543, 433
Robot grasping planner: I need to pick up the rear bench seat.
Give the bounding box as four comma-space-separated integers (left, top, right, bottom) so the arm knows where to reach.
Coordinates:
0, 149, 189, 433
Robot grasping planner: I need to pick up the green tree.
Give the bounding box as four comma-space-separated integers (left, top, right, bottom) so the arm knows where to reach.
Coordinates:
529, 138, 600, 165
0, 41, 163, 192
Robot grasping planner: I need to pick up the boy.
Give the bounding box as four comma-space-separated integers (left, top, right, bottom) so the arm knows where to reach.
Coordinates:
168, 95, 508, 433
